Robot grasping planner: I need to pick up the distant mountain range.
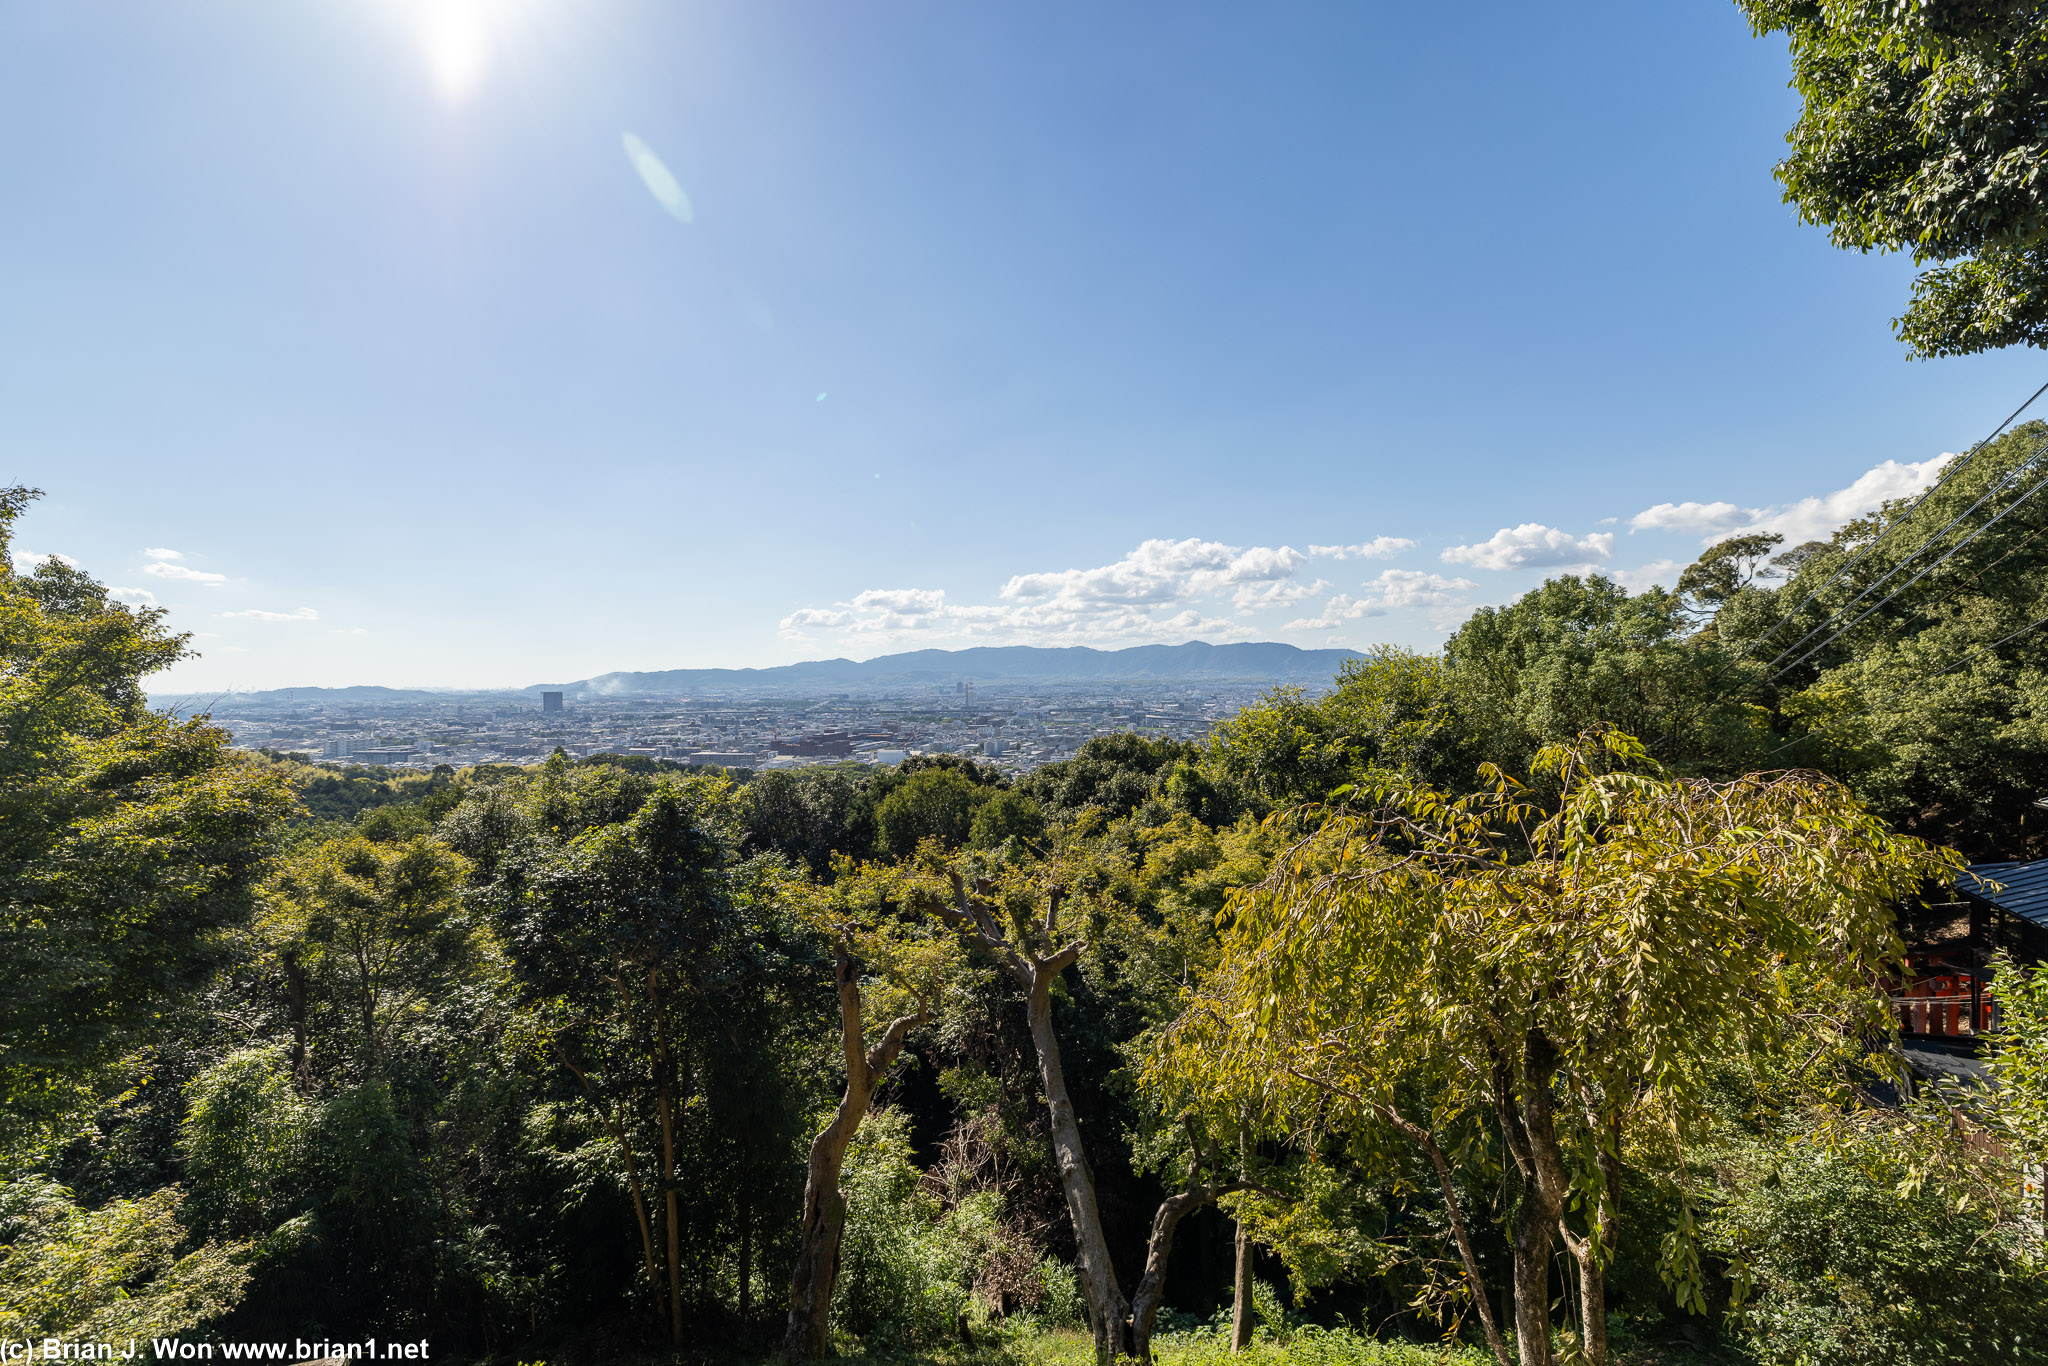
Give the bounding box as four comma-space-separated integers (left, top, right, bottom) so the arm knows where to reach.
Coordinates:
163, 642, 1361, 707
552, 642, 1361, 696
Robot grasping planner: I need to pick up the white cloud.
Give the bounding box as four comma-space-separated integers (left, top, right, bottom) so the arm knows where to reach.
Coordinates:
1626, 453, 1955, 548
1281, 594, 1384, 630
851, 587, 948, 616
1232, 578, 1330, 611
108, 586, 157, 606
1283, 569, 1477, 632
783, 606, 854, 630
780, 537, 1322, 646
1308, 537, 1417, 561
780, 536, 1483, 648
1629, 501, 1757, 534
1441, 524, 1615, 571
1601, 559, 1685, 592
1733, 454, 1954, 546
220, 606, 318, 622
143, 547, 183, 561
144, 561, 227, 585
10, 550, 76, 573
1369, 568, 1477, 609
1000, 538, 1305, 607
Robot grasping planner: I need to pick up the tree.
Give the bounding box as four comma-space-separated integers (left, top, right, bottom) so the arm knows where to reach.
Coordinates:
0, 1179, 253, 1344
1209, 647, 1472, 805
0, 487, 294, 1134
1738, 0, 2048, 356
970, 788, 1047, 851
1122, 1121, 1259, 1364
744, 768, 860, 876
782, 862, 956, 1359
1698, 1047, 2048, 1366
1446, 575, 1766, 776
1178, 734, 1957, 1366
262, 836, 477, 1076
1020, 735, 1199, 820
876, 768, 985, 858
1987, 955, 2048, 1226
1675, 532, 1783, 623
498, 778, 759, 1346
923, 862, 1130, 1362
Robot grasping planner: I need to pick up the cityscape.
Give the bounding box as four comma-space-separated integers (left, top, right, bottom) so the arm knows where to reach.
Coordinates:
188, 678, 1286, 776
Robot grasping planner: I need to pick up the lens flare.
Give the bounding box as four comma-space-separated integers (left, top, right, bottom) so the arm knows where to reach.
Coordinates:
622, 133, 694, 223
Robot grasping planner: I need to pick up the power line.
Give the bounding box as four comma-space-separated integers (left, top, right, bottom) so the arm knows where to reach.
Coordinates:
1736, 376, 2048, 664
1770, 450, 2048, 679
1765, 428, 2048, 672
1762, 606, 2048, 759
1931, 608, 2048, 679
1852, 518, 2048, 659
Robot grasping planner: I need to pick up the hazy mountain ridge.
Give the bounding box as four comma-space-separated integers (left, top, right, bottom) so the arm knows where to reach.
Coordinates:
163, 641, 1362, 706
557, 641, 1360, 695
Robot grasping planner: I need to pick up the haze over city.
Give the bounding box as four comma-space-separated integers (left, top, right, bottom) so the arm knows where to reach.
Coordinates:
4, 1, 2032, 692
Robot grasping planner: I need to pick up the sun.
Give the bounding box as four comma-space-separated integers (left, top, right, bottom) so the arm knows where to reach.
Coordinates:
417, 0, 493, 105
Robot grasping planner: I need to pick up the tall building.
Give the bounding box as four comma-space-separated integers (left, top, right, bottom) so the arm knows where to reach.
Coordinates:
541, 691, 564, 713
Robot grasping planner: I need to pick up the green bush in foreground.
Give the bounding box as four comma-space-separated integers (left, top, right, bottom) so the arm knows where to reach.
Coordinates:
1018, 1324, 1488, 1366
1710, 1143, 2048, 1366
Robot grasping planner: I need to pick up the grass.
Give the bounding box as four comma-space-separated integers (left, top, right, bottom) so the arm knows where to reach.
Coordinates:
1019, 1326, 1486, 1365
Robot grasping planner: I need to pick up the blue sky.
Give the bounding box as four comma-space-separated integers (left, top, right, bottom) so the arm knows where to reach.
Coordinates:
3, 1, 2038, 691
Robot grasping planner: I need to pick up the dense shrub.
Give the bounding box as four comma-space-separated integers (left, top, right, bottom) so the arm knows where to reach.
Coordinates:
1709, 1143, 2048, 1365
833, 1109, 972, 1346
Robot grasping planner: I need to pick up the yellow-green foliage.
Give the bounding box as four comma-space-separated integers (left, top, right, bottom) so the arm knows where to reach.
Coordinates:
0, 1179, 250, 1344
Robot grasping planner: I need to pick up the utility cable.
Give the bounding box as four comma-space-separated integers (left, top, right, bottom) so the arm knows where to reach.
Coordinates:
1736, 376, 2048, 663
1930, 608, 2048, 679
1770, 455, 2048, 679
1848, 516, 2048, 660
1762, 605, 2048, 759
1766, 430, 2048, 673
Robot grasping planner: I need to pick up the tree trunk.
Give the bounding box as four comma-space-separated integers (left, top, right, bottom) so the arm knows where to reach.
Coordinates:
553, 1043, 665, 1323
738, 1198, 752, 1327
1279, 1068, 1512, 1366
283, 952, 310, 1091
1509, 1189, 1554, 1366
1394, 1117, 1512, 1366
1573, 1237, 1606, 1366
784, 1127, 854, 1360
1231, 1218, 1254, 1352
650, 968, 685, 1347
1025, 974, 1128, 1364
659, 1080, 683, 1345
1495, 1031, 1567, 1366
1562, 1104, 1622, 1366
1131, 1179, 1245, 1364
783, 946, 922, 1360
935, 875, 1123, 1363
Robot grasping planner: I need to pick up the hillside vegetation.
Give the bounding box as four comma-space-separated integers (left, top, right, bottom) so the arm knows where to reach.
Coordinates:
8, 470, 2048, 1366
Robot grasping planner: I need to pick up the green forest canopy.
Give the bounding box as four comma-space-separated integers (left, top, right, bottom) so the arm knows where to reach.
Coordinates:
7, 477, 2048, 1366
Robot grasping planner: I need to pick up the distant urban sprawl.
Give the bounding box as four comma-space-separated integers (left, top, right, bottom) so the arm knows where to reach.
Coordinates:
188, 679, 1282, 776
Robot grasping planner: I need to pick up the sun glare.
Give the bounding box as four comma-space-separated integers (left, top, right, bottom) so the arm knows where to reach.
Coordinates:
418, 0, 492, 105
